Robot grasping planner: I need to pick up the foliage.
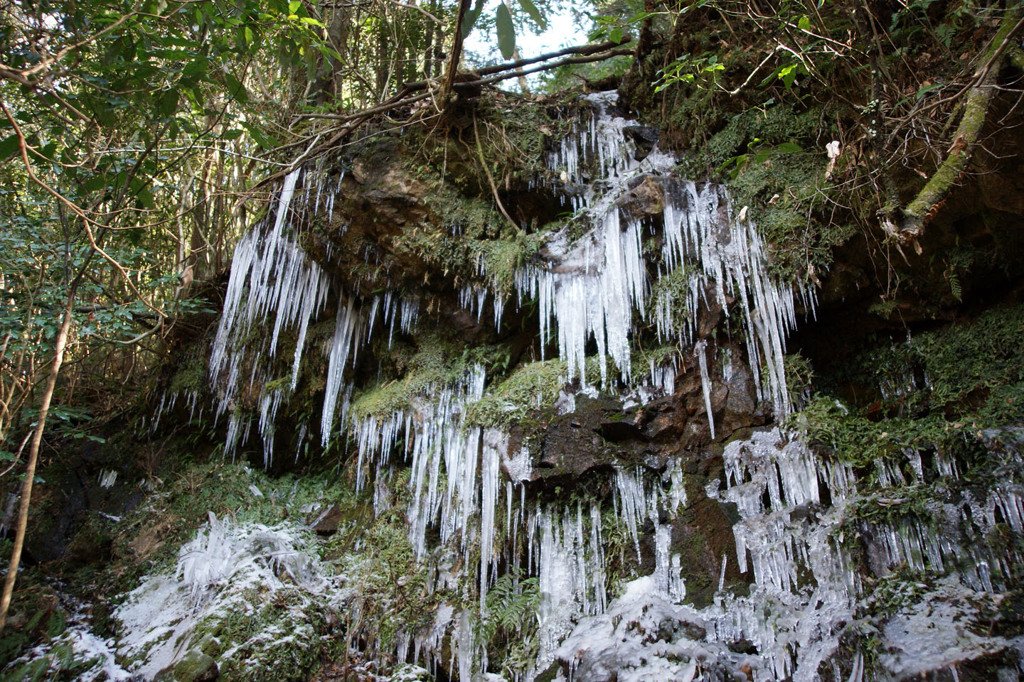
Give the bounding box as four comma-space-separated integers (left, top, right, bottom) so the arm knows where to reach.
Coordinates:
463, 0, 553, 61
351, 332, 506, 421
0, 576, 67, 674
628, 0, 1022, 291
794, 303, 1024, 476
480, 569, 540, 676
335, 471, 438, 655
0, 0, 335, 456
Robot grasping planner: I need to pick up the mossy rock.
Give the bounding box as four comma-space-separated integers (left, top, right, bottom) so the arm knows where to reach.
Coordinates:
172, 649, 219, 681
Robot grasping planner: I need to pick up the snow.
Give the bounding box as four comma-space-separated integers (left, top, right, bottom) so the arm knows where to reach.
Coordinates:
115, 514, 338, 679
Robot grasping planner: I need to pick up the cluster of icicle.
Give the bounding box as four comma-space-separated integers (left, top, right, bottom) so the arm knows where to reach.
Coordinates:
201, 90, 808, 466
193, 92, 833, 676
541, 423, 1024, 681
518, 92, 815, 420
204, 163, 422, 464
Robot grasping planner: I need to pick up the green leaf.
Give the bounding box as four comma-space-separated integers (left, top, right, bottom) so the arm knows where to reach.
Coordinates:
39, 142, 58, 162
774, 141, 803, 154
242, 120, 279, 150
182, 58, 207, 82
798, 15, 811, 31
288, 0, 302, 14
778, 63, 799, 89
0, 134, 19, 160
135, 187, 156, 210
224, 72, 249, 103
462, 0, 486, 38
156, 89, 178, 116
915, 83, 942, 100
517, 0, 547, 30
496, 4, 516, 60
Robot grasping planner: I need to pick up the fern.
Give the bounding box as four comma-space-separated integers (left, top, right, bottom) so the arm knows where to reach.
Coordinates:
481, 573, 540, 642
948, 269, 962, 302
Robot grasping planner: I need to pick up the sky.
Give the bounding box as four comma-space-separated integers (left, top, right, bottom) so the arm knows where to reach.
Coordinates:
463, 0, 591, 69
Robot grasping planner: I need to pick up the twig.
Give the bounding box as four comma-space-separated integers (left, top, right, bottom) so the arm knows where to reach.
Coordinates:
472, 113, 519, 232
258, 40, 635, 189
0, 12, 138, 81
450, 46, 635, 90
1, 101, 167, 319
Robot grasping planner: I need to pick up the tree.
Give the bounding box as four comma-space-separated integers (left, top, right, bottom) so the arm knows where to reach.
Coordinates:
0, 0, 337, 629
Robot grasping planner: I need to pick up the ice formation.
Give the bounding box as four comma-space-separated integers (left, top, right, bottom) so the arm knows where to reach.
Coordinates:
518, 92, 809, 418
115, 514, 335, 679
166, 92, 824, 677
115, 90, 1024, 682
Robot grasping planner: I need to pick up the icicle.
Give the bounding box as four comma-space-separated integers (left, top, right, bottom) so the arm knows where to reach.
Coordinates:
695, 339, 715, 439
321, 297, 361, 446
209, 168, 338, 457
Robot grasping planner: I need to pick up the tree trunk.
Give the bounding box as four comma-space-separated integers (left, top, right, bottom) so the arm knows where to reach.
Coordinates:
311, 4, 353, 105
0, 276, 79, 632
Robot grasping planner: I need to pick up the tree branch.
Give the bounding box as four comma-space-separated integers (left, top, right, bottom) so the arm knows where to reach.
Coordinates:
896, 7, 1021, 244
256, 40, 635, 190
0, 101, 166, 319
443, 45, 635, 90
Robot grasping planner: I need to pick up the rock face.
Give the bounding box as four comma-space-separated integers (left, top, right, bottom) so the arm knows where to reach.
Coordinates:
183, 91, 1024, 681
18, 87, 1024, 682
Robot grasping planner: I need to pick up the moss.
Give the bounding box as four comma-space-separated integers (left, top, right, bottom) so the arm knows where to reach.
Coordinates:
465, 359, 568, 429
670, 101, 855, 282
172, 650, 218, 681
784, 352, 814, 409
331, 471, 443, 657
860, 568, 931, 619
350, 333, 491, 421
167, 350, 207, 396
683, 104, 818, 176
472, 96, 565, 186
107, 462, 354, 590
475, 229, 545, 296
189, 585, 338, 682
797, 303, 1024, 472
901, 7, 1018, 226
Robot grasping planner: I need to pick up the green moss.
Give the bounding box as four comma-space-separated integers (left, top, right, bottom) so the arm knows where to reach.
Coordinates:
797, 304, 1024, 470
646, 265, 698, 333
350, 333, 489, 421
472, 94, 572, 186
465, 359, 568, 428
475, 229, 544, 296
189, 585, 337, 682
861, 568, 932, 619
679, 103, 819, 178
784, 352, 814, 408
670, 102, 854, 282
333, 471, 441, 655
172, 650, 218, 681
167, 350, 207, 396
108, 462, 355, 588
